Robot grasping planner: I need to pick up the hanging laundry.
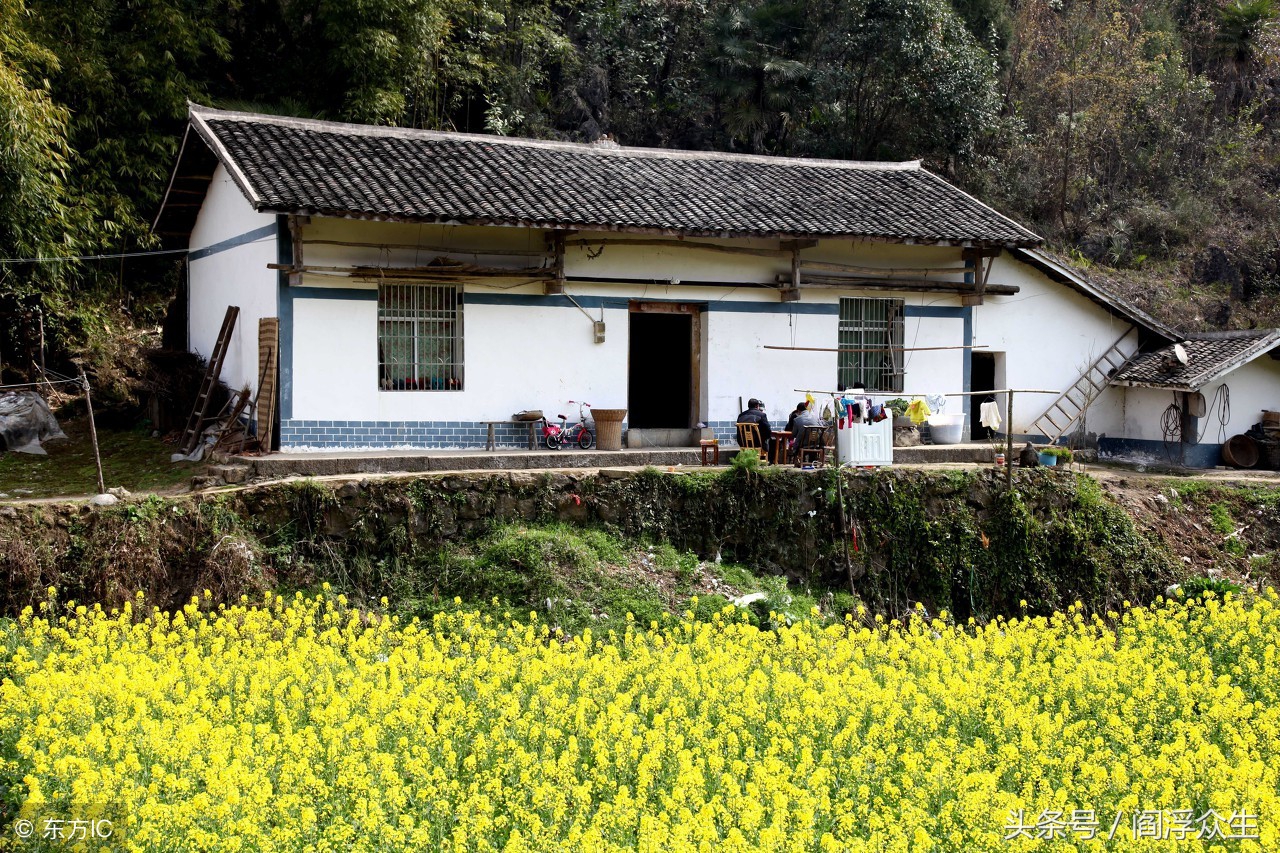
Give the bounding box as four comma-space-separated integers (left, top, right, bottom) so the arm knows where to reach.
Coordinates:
979, 401, 1003, 431
905, 398, 932, 425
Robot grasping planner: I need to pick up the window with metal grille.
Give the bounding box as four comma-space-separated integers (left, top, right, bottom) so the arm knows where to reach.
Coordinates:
837, 297, 904, 392
378, 282, 463, 391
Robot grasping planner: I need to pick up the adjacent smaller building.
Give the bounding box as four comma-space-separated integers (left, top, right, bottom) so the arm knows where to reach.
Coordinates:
1109, 330, 1280, 467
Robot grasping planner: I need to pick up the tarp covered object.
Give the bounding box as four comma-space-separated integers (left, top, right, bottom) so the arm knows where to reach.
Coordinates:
0, 391, 68, 455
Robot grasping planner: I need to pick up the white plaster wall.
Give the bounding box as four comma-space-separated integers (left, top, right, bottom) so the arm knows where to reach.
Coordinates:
899, 316, 966, 404
290, 278, 631, 422
705, 308, 835, 427
1115, 356, 1280, 443
976, 256, 1138, 436
187, 164, 278, 398
566, 233, 966, 285
288, 273, 975, 428
284, 223, 1160, 436
302, 219, 549, 270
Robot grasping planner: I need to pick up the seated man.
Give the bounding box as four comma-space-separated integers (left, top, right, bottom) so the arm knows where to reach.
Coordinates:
736, 398, 773, 455
790, 404, 828, 450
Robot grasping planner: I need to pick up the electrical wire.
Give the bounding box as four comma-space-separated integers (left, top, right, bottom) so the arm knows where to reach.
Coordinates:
1160, 392, 1183, 463
0, 248, 188, 264
1197, 384, 1231, 444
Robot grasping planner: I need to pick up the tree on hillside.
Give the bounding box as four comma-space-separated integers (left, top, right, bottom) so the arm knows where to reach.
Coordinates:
564, 0, 717, 147
1212, 0, 1278, 108
798, 0, 1000, 164
979, 0, 1212, 251
25, 0, 229, 247
219, 0, 573, 134
0, 0, 83, 378
705, 0, 810, 154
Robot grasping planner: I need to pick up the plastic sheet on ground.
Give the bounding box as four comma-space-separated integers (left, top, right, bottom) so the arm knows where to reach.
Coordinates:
0, 391, 68, 455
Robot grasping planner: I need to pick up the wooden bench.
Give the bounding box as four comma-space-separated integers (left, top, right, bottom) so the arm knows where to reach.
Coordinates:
481, 420, 539, 451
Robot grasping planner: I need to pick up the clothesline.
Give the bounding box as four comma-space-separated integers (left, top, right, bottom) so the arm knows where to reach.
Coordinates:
943, 389, 1060, 396
792, 388, 899, 397
768, 345, 988, 353
0, 377, 84, 392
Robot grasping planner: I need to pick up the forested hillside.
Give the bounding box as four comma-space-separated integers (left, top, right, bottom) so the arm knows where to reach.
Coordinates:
2, 0, 1277, 389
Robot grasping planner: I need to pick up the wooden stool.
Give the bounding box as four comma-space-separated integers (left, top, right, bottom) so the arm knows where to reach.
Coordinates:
700, 438, 720, 466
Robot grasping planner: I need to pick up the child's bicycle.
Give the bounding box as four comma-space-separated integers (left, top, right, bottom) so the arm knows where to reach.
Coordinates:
541, 401, 595, 450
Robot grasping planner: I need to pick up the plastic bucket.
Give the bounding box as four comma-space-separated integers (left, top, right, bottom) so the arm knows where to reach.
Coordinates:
926, 413, 967, 445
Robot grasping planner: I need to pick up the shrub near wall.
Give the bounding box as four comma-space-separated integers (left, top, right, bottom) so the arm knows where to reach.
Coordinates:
0, 469, 1175, 620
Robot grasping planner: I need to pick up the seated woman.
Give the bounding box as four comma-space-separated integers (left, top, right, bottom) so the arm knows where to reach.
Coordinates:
785, 401, 808, 434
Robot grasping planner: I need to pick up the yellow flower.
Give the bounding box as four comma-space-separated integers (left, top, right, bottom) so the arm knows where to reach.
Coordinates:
1, 589, 1276, 851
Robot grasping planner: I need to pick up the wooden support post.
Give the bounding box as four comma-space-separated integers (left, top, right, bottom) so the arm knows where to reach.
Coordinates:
288, 216, 306, 288
81, 370, 106, 495
1006, 390, 1014, 491
961, 248, 1000, 306
545, 232, 565, 295
781, 243, 802, 302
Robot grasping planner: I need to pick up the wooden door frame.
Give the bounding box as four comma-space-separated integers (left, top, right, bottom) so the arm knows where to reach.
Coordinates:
628, 301, 704, 429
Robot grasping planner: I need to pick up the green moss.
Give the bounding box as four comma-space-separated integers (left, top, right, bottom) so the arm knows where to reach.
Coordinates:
0, 420, 197, 499
1208, 502, 1246, 556
0, 468, 1176, 625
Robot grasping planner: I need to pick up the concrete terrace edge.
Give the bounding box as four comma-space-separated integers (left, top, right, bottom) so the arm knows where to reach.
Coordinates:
233, 445, 997, 479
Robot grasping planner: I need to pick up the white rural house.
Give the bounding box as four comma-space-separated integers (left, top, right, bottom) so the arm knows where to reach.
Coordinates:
153, 105, 1279, 467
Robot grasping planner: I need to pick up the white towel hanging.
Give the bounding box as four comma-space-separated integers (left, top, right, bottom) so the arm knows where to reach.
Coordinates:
979, 401, 1003, 431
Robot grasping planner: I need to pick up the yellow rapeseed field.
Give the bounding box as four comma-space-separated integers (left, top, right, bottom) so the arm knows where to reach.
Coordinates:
1, 588, 1276, 851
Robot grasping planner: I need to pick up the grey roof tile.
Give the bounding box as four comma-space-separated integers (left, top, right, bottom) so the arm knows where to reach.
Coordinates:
189, 106, 1041, 246
1113, 330, 1280, 390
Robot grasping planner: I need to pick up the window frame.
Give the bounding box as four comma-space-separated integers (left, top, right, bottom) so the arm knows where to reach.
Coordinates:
837, 297, 905, 393
377, 281, 464, 391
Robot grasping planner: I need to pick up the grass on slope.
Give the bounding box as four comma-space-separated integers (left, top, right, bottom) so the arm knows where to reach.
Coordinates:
0, 419, 198, 499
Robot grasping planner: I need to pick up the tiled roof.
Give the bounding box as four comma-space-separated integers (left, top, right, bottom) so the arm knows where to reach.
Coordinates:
180, 105, 1041, 246
1113, 330, 1280, 390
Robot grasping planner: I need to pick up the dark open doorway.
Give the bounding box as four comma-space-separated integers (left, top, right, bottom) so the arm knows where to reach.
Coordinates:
628, 309, 694, 429
971, 351, 997, 440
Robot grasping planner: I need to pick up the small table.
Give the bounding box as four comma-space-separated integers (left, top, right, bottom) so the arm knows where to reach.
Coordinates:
771, 430, 792, 465
481, 420, 539, 451
699, 438, 720, 466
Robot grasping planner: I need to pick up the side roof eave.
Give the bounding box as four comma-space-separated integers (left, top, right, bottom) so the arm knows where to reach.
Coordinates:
1010, 248, 1179, 342
1113, 331, 1280, 391
152, 105, 265, 245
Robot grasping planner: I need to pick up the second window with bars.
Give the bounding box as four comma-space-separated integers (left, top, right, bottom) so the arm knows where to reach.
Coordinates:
378, 282, 464, 391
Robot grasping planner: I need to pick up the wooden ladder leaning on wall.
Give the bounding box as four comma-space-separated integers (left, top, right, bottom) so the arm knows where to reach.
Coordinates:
180, 305, 240, 455
1029, 326, 1139, 444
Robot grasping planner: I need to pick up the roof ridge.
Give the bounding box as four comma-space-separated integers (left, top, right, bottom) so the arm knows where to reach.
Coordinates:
188, 103, 923, 173
1182, 329, 1280, 341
